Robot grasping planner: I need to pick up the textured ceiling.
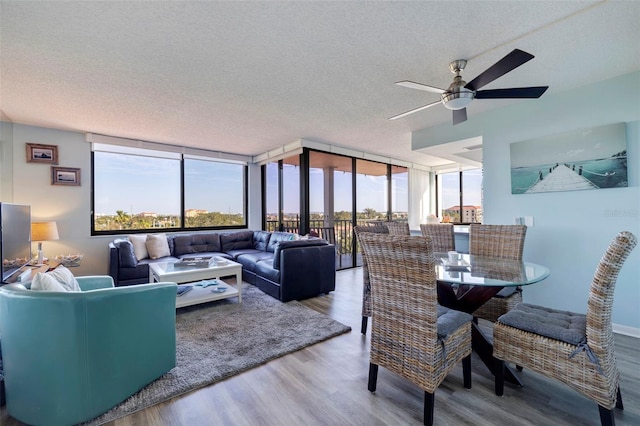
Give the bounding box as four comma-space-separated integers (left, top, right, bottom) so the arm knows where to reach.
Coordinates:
1, 1, 639, 167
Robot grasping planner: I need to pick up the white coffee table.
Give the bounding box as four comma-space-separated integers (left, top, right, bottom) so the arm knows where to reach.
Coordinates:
149, 259, 243, 308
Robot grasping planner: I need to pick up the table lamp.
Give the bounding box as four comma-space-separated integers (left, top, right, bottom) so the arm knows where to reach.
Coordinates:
31, 221, 59, 265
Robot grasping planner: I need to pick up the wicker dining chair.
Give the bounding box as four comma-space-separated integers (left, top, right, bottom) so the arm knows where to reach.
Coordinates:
420, 223, 455, 252
383, 221, 411, 236
310, 226, 342, 267
353, 225, 389, 334
494, 231, 637, 426
469, 224, 527, 322
358, 233, 472, 426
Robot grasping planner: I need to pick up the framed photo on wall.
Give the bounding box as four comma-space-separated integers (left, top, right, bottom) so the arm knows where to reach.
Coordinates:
51, 166, 81, 186
26, 143, 59, 164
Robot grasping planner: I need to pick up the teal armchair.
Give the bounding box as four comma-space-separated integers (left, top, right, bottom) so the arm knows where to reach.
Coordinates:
0, 276, 177, 426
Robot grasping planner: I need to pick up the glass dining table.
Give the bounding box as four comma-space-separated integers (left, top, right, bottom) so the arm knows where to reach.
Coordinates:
434, 253, 550, 386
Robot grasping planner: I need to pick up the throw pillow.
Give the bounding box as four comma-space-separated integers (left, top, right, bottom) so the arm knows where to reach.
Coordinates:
146, 233, 171, 259
30, 272, 68, 292
129, 234, 149, 261
47, 265, 81, 291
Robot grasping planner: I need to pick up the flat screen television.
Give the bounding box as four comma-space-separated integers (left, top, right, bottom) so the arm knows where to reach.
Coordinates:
1, 203, 31, 283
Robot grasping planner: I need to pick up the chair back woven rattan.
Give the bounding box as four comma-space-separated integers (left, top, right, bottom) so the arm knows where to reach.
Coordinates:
310, 226, 341, 267
358, 233, 472, 425
469, 224, 527, 260
383, 221, 411, 236
353, 225, 388, 334
493, 231, 637, 425
420, 223, 455, 252
469, 224, 527, 321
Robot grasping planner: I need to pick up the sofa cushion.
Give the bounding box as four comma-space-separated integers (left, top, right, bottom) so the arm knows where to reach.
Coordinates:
165, 235, 176, 255
254, 259, 280, 283
220, 231, 254, 252
266, 232, 296, 253
115, 239, 137, 268
495, 286, 518, 298
236, 252, 274, 272
118, 264, 150, 282
272, 239, 329, 270
173, 233, 221, 256
146, 233, 171, 259
252, 231, 271, 251
225, 248, 262, 260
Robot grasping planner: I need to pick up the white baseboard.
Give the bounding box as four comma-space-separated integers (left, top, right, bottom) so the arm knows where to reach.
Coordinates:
613, 323, 640, 338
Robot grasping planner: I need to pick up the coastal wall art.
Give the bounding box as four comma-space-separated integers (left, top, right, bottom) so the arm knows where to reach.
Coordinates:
510, 122, 627, 194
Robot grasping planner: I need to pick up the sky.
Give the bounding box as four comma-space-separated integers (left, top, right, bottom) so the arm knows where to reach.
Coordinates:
440, 169, 482, 210
95, 151, 478, 218
510, 122, 626, 168
94, 153, 244, 215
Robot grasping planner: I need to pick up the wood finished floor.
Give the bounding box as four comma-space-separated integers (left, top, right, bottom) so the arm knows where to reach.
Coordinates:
1, 268, 639, 425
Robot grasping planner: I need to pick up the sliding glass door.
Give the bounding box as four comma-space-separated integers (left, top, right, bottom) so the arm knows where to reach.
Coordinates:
262, 149, 409, 270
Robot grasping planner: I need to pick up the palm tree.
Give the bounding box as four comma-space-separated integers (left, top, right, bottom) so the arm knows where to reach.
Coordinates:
114, 210, 131, 230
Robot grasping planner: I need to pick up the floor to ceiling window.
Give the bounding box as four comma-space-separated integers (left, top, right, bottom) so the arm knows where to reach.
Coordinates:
264, 161, 279, 232
282, 160, 300, 232
391, 165, 409, 222
309, 151, 353, 268
262, 148, 409, 270
356, 159, 388, 223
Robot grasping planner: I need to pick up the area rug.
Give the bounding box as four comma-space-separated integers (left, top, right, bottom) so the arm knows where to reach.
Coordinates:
85, 283, 351, 425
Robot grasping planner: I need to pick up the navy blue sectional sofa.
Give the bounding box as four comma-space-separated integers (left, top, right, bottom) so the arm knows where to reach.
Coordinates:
108, 231, 336, 302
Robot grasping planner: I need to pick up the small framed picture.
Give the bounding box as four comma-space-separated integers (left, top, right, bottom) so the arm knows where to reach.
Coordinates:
51, 166, 81, 186
26, 143, 59, 164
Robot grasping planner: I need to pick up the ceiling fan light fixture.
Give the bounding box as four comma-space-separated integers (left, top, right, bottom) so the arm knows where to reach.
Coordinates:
441, 88, 474, 110
392, 49, 546, 123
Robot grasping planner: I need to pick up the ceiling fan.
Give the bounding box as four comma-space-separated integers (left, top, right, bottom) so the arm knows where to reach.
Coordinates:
389, 49, 548, 125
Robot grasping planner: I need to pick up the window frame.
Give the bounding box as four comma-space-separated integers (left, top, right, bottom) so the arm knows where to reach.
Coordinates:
91, 149, 248, 236
435, 169, 482, 225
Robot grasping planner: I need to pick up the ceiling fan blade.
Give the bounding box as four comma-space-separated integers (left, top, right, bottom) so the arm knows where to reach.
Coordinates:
465, 49, 535, 91
388, 100, 441, 120
452, 108, 467, 125
475, 86, 549, 99
395, 80, 446, 94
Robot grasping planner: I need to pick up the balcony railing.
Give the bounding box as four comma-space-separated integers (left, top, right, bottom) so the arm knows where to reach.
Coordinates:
265, 218, 402, 269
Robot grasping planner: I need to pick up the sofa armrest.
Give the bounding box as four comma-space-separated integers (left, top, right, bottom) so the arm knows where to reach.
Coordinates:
77, 276, 115, 291
272, 239, 329, 270
278, 244, 336, 302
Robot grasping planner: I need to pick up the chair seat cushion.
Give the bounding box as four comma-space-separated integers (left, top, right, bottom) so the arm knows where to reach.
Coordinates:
436, 305, 472, 340
497, 303, 586, 345
494, 286, 518, 298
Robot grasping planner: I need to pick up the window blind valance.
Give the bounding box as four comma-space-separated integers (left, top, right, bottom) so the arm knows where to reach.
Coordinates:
86, 133, 250, 165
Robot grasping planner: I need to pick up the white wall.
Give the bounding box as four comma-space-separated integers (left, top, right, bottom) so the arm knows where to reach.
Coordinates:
412, 71, 640, 331
0, 120, 15, 201
0, 124, 263, 277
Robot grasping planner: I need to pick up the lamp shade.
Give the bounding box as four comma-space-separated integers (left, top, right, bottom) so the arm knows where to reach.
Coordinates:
31, 221, 59, 241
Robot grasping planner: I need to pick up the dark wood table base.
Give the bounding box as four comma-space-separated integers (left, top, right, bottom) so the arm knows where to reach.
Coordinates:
437, 282, 523, 387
